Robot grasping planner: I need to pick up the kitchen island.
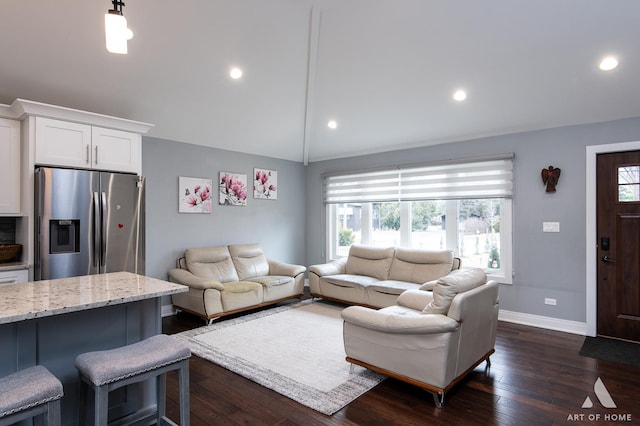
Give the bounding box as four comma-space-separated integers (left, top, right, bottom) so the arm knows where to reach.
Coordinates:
0, 271, 187, 425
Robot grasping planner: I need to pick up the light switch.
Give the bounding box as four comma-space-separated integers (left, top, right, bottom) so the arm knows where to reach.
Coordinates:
543, 222, 560, 232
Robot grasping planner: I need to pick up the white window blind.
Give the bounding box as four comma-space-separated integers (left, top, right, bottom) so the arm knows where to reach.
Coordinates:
324, 155, 513, 204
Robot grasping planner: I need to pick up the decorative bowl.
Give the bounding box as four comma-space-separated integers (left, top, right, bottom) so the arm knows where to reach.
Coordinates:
0, 244, 22, 263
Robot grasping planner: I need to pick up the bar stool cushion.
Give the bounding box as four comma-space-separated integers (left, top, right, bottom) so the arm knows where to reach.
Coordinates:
75, 334, 191, 386
0, 365, 63, 417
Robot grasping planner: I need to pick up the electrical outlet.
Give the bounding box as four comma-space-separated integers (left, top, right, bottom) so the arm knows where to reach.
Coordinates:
543, 222, 560, 232
544, 298, 557, 306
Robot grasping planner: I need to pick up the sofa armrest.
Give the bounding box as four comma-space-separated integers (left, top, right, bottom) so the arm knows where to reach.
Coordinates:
447, 280, 499, 322
308, 257, 347, 277
267, 259, 306, 277
341, 305, 459, 334
168, 268, 224, 291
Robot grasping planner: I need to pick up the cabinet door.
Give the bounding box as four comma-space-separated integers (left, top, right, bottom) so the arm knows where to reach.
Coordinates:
92, 127, 141, 173
35, 117, 92, 168
0, 270, 28, 285
0, 118, 21, 214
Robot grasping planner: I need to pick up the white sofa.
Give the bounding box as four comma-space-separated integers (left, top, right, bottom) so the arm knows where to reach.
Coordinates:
308, 245, 460, 308
341, 268, 499, 406
168, 243, 306, 323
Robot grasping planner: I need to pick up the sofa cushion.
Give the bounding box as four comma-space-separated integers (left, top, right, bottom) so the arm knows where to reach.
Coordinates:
345, 245, 395, 280
323, 274, 380, 288
368, 280, 420, 295
229, 243, 270, 280
221, 280, 263, 293
388, 248, 453, 284
247, 275, 292, 287
185, 246, 239, 282
419, 279, 438, 291
220, 281, 263, 311
423, 268, 487, 314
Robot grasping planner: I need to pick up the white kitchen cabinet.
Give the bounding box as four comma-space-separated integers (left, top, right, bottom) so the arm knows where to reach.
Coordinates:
35, 117, 141, 173
0, 269, 28, 285
35, 117, 92, 169
91, 126, 141, 173
0, 118, 21, 214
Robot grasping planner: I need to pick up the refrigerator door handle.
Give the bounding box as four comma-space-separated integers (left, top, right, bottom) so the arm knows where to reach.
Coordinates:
93, 192, 100, 268
35, 216, 41, 279
101, 192, 107, 268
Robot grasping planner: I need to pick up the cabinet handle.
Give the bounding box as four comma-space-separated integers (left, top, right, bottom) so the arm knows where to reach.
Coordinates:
86, 144, 90, 164
0, 279, 17, 284
95, 145, 98, 165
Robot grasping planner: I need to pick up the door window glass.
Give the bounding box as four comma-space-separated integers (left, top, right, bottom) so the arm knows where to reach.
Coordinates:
618, 166, 640, 202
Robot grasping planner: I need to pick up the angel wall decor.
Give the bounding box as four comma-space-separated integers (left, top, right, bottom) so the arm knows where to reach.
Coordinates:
541, 166, 561, 192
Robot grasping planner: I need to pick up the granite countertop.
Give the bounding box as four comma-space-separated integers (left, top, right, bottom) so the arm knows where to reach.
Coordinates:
0, 271, 187, 325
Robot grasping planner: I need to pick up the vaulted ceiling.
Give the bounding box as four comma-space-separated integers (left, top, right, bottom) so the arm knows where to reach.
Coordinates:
1, 1, 639, 163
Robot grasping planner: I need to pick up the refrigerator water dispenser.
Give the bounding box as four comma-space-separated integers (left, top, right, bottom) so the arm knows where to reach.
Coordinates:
49, 220, 80, 253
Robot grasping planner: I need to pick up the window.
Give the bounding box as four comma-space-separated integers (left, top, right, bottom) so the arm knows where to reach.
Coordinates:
618, 166, 640, 202
324, 156, 513, 283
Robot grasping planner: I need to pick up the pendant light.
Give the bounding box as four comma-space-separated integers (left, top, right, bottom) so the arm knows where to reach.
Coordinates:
105, 0, 133, 54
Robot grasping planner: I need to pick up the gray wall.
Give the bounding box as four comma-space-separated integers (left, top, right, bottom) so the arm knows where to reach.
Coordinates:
141, 117, 640, 323
142, 137, 307, 281
305, 117, 640, 322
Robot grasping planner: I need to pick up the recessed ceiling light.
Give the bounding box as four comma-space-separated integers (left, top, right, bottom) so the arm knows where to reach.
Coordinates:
453, 89, 467, 102
327, 120, 338, 129
599, 56, 618, 71
230, 67, 243, 79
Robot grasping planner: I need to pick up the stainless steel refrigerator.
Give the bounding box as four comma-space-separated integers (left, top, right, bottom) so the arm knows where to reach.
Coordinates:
34, 167, 145, 280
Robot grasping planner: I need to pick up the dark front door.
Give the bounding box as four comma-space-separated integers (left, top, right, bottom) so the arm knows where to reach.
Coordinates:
596, 151, 640, 342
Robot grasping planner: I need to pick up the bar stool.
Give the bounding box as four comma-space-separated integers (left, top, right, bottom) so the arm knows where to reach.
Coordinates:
0, 365, 63, 426
75, 334, 191, 426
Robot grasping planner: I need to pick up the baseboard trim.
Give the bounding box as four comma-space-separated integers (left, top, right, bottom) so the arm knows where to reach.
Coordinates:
162, 304, 177, 318
162, 303, 588, 335
499, 309, 586, 335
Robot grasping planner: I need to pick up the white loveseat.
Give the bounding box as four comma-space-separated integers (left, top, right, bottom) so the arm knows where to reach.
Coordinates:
341, 268, 499, 406
308, 245, 460, 308
168, 243, 306, 322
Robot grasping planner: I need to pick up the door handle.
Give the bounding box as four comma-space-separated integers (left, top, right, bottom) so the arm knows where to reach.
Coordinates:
93, 192, 100, 268
101, 192, 107, 268
601, 256, 616, 263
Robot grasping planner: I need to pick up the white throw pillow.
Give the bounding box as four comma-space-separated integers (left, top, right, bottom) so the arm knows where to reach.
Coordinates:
423, 268, 487, 314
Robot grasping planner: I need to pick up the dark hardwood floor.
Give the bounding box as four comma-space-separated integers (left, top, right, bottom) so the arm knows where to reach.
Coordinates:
162, 291, 640, 425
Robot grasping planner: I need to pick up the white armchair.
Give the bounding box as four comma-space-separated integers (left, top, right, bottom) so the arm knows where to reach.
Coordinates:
341, 268, 498, 407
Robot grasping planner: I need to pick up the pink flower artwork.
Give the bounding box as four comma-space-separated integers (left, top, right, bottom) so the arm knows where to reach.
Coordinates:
253, 168, 278, 200
219, 172, 248, 206
179, 177, 213, 213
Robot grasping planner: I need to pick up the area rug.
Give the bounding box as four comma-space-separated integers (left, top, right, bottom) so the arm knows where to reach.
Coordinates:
173, 299, 386, 415
580, 336, 640, 369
